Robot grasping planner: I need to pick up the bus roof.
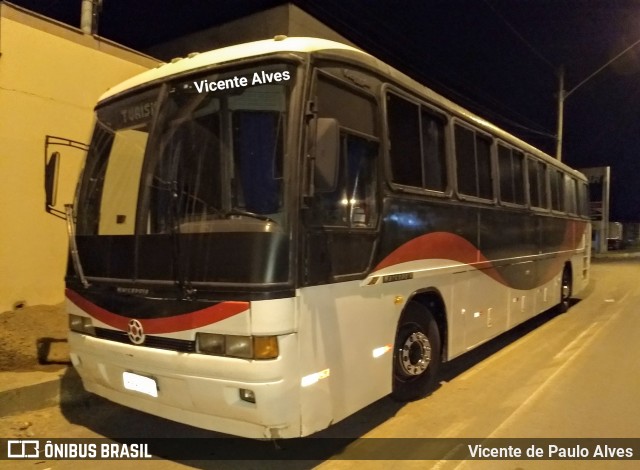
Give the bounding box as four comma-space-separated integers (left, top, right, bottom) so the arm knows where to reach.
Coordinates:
98, 36, 365, 102
98, 36, 584, 179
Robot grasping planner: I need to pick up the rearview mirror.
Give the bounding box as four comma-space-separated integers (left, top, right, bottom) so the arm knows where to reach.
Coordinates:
43, 135, 89, 220
45, 151, 60, 208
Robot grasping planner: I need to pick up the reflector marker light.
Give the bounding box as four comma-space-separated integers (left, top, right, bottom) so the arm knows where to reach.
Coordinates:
301, 368, 330, 387
372, 344, 392, 358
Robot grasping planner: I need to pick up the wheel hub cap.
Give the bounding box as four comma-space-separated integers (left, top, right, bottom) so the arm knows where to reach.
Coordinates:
400, 331, 431, 376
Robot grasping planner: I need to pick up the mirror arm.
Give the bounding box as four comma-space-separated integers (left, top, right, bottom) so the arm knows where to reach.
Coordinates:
65, 204, 90, 288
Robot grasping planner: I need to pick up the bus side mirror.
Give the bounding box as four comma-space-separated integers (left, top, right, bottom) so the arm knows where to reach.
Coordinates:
43, 135, 89, 220
313, 118, 340, 192
45, 151, 60, 209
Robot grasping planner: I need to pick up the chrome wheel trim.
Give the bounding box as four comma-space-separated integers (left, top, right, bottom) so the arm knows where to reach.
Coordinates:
399, 331, 431, 376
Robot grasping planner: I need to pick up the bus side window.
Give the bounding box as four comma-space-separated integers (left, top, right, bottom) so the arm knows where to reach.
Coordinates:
550, 169, 564, 212
565, 175, 578, 215
578, 181, 589, 216
311, 73, 379, 228
387, 93, 421, 187
387, 91, 447, 193
528, 157, 548, 209
498, 144, 526, 206
455, 124, 493, 200
513, 151, 525, 205
421, 110, 447, 192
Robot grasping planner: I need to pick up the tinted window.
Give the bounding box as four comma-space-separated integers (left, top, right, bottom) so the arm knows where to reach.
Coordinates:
387, 93, 447, 191
578, 181, 589, 216
550, 169, 564, 211
455, 124, 493, 200
455, 125, 476, 196
387, 94, 421, 187
476, 136, 492, 199
317, 75, 375, 135
512, 151, 525, 204
565, 176, 578, 214
528, 158, 548, 209
312, 75, 379, 228
498, 145, 514, 202
420, 109, 447, 191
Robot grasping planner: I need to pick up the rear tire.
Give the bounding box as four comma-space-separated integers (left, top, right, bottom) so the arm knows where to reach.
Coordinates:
558, 265, 572, 313
391, 301, 441, 401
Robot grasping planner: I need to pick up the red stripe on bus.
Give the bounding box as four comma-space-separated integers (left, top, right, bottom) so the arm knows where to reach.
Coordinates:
375, 231, 478, 270
66, 289, 249, 334
373, 231, 509, 285
373, 222, 587, 288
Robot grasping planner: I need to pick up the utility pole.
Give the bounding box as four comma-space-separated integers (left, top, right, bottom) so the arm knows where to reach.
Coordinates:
555, 66, 565, 161
81, 0, 102, 35
555, 36, 640, 160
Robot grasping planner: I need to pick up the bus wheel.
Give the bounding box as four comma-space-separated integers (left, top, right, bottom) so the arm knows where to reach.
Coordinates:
559, 266, 572, 313
391, 301, 441, 401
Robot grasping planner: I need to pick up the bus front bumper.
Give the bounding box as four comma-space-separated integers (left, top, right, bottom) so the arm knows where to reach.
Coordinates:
68, 331, 301, 439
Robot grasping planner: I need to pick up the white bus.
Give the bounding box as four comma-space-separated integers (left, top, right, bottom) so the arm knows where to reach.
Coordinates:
47, 37, 591, 439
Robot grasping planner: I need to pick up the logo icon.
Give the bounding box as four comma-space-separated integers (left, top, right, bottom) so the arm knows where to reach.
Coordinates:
127, 319, 145, 345
7, 440, 40, 458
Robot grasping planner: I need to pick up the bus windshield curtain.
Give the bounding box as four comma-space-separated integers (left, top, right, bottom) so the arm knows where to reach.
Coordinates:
234, 111, 281, 214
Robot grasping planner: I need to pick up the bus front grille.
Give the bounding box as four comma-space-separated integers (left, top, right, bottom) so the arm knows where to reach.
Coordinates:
94, 327, 196, 353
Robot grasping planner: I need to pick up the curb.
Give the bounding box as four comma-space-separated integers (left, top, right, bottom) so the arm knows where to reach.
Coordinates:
592, 251, 640, 260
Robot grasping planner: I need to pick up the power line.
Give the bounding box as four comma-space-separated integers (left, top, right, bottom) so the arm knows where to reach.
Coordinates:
302, 1, 555, 140
482, 0, 556, 73
565, 35, 640, 98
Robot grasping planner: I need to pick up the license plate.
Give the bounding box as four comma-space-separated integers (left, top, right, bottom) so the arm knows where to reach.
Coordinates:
123, 372, 158, 397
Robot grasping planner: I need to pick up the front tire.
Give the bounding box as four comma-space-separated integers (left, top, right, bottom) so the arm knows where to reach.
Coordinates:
391, 301, 441, 401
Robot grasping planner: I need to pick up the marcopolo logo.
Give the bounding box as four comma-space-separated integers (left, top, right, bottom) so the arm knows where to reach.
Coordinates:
127, 319, 146, 345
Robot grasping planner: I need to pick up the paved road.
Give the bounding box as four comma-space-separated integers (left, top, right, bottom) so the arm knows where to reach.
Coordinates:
1, 258, 639, 469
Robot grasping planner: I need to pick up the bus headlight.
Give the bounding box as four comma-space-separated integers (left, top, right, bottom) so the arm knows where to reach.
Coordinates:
196, 333, 279, 359
195, 333, 225, 355
225, 335, 253, 358
69, 314, 95, 336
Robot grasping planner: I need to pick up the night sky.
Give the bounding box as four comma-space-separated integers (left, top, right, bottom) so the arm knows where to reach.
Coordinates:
12, 0, 640, 221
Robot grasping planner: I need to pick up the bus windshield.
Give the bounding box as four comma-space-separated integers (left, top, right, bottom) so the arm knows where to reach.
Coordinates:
75, 63, 295, 288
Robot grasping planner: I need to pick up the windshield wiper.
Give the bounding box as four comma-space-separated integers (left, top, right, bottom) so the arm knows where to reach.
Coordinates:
169, 180, 196, 300
223, 209, 276, 223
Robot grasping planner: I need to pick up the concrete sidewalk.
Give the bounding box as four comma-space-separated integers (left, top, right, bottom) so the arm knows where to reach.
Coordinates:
0, 304, 89, 418
0, 368, 87, 417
